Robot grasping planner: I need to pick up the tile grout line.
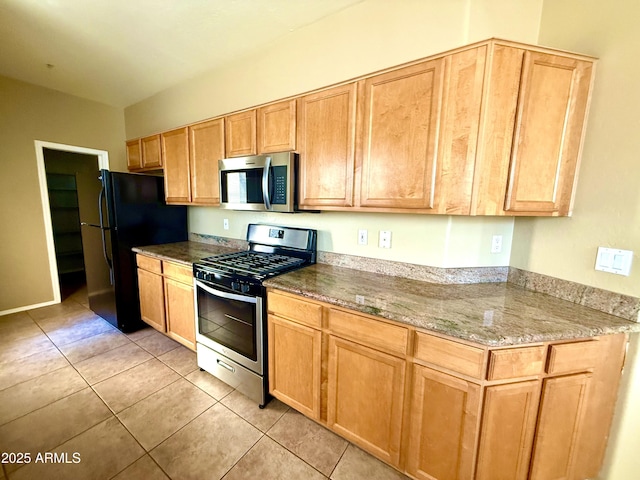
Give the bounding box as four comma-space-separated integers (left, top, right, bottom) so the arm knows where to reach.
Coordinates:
262, 417, 341, 479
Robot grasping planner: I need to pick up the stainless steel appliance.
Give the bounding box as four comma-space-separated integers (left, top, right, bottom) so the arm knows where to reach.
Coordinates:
218, 152, 297, 212
81, 170, 187, 332
193, 224, 317, 406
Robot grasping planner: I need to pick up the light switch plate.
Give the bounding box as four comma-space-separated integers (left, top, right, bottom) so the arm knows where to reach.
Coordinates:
358, 229, 368, 245
595, 247, 633, 276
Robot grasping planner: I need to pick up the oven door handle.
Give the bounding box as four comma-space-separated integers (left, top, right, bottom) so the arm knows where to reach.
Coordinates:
195, 279, 258, 304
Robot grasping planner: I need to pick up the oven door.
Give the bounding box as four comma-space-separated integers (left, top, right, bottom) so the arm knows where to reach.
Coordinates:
194, 279, 263, 374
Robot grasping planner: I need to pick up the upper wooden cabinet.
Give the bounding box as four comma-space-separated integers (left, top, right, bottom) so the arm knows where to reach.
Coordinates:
358, 58, 444, 211
140, 134, 162, 169
473, 44, 595, 216
190, 118, 224, 205
297, 83, 358, 209
257, 99, 296, 153
504, 53, 594, 215
162, 127, 190, 204
162, 118, 224, 205
357, 47, 486, 213
126, 139, 142, 170
225, 110, 257, 157
127, 135, 162, 171
126, 38, 595, 216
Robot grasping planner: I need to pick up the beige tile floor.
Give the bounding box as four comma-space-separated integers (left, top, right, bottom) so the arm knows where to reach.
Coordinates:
0, 285, 410, 480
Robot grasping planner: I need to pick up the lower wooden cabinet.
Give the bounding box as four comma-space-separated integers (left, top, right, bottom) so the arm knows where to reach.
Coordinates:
164, 276, 196, 350
137, 267, 165, 332
267, 314, 322, 420
266, 289, 627, 480
528, 373, 592, 480
475, 380, 541, 480
406, 366, 481, 480
136, 254, 196, 351
327, 336, 406, 467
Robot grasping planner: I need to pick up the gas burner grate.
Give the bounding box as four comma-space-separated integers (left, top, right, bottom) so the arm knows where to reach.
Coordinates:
200, 251, 305, 277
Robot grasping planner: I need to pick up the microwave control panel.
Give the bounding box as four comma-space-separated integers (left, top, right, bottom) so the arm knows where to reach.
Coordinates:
272, 166, 287, 205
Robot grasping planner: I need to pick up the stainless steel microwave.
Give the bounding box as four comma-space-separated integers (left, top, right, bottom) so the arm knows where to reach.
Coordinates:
218, 152, 297, 212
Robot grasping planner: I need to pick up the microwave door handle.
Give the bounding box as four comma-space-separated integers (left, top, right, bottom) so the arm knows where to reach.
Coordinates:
262, 156, 272, 210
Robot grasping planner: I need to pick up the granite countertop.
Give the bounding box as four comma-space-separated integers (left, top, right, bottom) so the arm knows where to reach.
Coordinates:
264, 264, 640, 347
132, 241, 241, 266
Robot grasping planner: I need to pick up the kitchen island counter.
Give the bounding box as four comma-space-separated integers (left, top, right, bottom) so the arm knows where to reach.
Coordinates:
264, 263, 640, 346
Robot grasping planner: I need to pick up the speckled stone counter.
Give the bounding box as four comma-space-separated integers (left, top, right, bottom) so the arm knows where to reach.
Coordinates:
132, 241, 240, 266
264, 263, 640, 347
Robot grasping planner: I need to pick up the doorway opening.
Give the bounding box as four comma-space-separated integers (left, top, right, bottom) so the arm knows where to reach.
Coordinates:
35, 141, 109, 305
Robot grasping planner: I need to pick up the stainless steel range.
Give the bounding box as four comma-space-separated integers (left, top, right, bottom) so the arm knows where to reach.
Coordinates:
193, 224, 317, 407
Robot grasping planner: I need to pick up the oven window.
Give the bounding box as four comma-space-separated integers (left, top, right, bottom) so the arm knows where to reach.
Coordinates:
196, 287, 257, 361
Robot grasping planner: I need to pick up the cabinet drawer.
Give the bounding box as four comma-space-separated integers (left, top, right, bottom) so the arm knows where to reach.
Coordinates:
414, 332, 485, 379
328, 309, 408, 357
487, 346, 545, 380
136, 254, 162, 274
267, 292, 322, 329
547, 340, 600, 375
163, 261, 193, 284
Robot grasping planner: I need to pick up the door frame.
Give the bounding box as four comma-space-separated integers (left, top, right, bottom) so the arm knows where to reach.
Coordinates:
35, 140, 110, 305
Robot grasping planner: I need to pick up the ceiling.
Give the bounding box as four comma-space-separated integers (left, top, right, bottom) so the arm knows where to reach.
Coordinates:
0, 0, 364, 108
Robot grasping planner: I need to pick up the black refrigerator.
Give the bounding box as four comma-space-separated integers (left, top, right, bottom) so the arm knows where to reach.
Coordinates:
80, 170, 187, 332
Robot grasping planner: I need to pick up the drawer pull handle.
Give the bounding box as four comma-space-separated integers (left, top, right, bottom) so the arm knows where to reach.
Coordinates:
217, 359, 235, 373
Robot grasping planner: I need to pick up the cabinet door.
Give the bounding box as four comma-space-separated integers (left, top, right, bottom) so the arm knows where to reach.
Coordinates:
257, 99, 296, 153
267, 314, 322, 420
141, 134, 163, 169
406, 365, 481, 480
190, 118, 224, 205
475, 380, 541, 480
225, 110, 257, 157
162, 127, 190, 204
297, 83, 357, 208
137, 268, 165, 332
126, 139, 142, 170
359, 58, 443, 209
434, 47, 486, 214
327, 336, 405, 467
529, 373, 592, 480
164, 277, 195, 351
505, 52, 594, 215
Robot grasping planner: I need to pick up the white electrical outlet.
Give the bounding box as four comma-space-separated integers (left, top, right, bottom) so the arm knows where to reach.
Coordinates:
379, 230, 391, 249
223, 219, 229, 230
358, 229, 368, 245
491, 235, 503, 254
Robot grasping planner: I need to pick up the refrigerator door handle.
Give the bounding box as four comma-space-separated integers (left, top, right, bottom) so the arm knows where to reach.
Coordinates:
98, 183, 114, 285
80, 222, 111, 229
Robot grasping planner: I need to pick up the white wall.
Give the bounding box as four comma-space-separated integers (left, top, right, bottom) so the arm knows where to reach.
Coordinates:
0, 75, 125, 313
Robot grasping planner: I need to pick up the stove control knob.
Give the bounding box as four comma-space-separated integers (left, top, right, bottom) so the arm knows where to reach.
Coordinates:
240, 283, 250, 294
231, 281, 240, 291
